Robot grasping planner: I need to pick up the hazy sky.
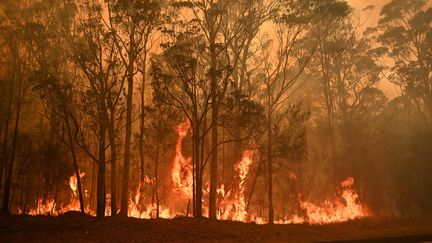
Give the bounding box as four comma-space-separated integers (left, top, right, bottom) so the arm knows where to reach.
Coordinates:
348, 0, 389, 11
347, 0, 401, 98
347, 0, 390, 24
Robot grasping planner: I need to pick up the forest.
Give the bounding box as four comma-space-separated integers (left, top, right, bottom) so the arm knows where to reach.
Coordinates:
0, 0, 432, 239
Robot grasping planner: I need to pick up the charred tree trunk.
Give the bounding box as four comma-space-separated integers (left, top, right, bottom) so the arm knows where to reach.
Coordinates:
267, 103, 274, 224
320, 49, 337, 181
139, 52, 147, 184
108, 114, 117, 216
209, 41, 218, 220
0, 87, 12, 189
96, 95, 107, 219
155, 140, 160, 218
65, 114, 85, 214
2, 73, 22, 213
120, 23, 136, 217
193, 120, 202, 217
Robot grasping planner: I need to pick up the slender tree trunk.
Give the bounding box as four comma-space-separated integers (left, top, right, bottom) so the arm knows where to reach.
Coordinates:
267, 104, 274, 224
65, 114, 85, 214
192, 119, 196, 217
320, 50, 337, 181
155, 140, 159, 218
0, 111, 10, 190
209, 40, 218, 220
2, 82, 22, 213
96, 96, 107, 219
0, 78, 14, 188
193, 122, 202, 217
139, 52, 147, 184
266, 82, 275, 224
90, 159, 96, 210
108, 113, 117, 216
120, 23, 136, 217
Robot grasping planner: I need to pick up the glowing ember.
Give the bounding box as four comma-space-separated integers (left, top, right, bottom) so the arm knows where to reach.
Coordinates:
171, 120, 193, 198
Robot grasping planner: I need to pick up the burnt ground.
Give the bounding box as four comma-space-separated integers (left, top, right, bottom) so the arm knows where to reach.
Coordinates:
1, 213, 432, 243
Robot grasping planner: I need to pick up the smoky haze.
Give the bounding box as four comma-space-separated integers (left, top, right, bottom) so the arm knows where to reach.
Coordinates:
0, 0, 431, 226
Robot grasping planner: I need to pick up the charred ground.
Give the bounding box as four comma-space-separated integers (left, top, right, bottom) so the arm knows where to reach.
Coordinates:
1, 213, 432, 243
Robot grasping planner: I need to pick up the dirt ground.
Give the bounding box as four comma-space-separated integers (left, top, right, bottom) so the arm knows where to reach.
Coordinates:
1, 213, 432, 242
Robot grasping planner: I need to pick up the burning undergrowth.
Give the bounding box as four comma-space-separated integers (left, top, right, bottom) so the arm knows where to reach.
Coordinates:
17, 122, 369, 224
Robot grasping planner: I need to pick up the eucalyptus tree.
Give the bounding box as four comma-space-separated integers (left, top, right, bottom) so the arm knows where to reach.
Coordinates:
151, 27, 211, 217
30, 2, 85, 214
173, 0, 273, 219
104, 0, 163, 216
313, 16, 382, 179
378, 0, 432, 128
0, 0, 42, 213
259, 0, 350, 223
59, 0, 124, 218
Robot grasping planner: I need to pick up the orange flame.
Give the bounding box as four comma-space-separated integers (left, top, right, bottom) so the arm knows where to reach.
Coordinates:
19, 122, 370, 225
171, 120, 193, 198
297, 177, 368, 224
27, 173, 87, 216
69, 171, 85, 197
219, 150, 253, 221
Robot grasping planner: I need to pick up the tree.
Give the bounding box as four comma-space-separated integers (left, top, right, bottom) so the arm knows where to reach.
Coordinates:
378, 0, 432, 128
259, 0, 349, 223
59, 0, 124, 218
0, 0, 39, 213
105, 0, 163, 217
152, 29, 211, 217
313, 15, 382, 180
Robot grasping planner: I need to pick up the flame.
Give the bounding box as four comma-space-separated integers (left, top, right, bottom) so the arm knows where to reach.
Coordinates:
295, 177, 368, 225
171, 120, 193, 198
69, 171, 85, 197
19, 122, 370, 225
26, 173, 89, 216
218, 150, 253, 222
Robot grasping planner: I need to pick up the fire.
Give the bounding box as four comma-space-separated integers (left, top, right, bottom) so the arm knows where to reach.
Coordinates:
218, 150, 253, 222
171, 120, 193, 198
19, 122, 370, 225
296, 177, 368, 224
127, 177, 174, 219
69, 171, 85, 197
27, 173, 86, 216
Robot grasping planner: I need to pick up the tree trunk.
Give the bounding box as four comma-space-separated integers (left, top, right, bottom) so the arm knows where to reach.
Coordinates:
2, 83, 22, 213
320, 49, 337, 181
120, 23, 136, 217
267, 104, 274, 224
267, 86, 274, 224
139, 52, 147, 184
193, 122, 202, 217
0, 76, 14, 188
96, 96, 107, 219
209, 42, 218, 220
65, 114, 85, 214
108, 113, 117, 216
155, 140, 160, 218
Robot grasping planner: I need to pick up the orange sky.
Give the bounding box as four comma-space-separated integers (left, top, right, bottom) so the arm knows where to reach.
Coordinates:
348, 0, 389, 11
347, 0, 401, 98
347, 0, 390, 25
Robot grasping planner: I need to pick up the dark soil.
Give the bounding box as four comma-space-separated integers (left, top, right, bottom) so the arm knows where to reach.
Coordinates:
1, 213, 432, 242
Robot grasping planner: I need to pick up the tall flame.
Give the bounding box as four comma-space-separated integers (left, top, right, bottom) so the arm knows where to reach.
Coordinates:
69, 171, 85, 197
219, 150, 253, 221
20, 122, 370, 225
297, 177, 368, 224
27, 173, 87, 216
171, 120, 193, 198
